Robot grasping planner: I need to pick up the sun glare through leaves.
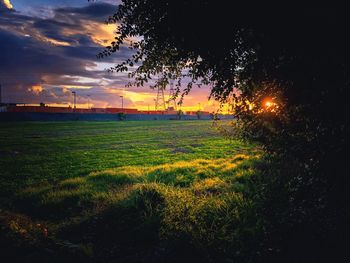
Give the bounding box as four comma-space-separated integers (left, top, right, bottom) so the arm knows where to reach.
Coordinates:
261, 97, 279, 113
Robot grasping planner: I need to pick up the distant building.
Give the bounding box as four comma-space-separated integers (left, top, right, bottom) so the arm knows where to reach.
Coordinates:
0, 84, 2, 105
185, 111, 210, 116
0, 105, 6, 112
2, 104, 213, 116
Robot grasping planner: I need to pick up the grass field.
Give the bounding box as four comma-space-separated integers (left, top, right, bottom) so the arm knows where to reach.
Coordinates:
0, 121, 264, 262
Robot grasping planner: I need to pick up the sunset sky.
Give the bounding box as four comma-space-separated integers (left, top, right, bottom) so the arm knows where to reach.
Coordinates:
0, 0, 219, 111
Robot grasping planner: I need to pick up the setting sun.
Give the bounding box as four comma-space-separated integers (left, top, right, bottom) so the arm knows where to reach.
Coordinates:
264, 101, 273, 107
261, 97, 279, 113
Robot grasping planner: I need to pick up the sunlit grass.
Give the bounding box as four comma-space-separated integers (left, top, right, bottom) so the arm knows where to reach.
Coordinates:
0, 121, 263, 261
14, 154, 260, 220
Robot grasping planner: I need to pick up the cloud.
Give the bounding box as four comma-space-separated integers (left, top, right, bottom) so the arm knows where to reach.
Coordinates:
29, 85, 43, 95
55, 3, 118, 21
0, 2, 130, 103
1, 0, 13, 9
0, 1, 214, 111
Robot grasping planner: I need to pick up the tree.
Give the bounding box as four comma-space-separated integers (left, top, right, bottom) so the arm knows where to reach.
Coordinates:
176, 109, 183, 120
101, 1, 350, 261
104, 3, 349, 150
195, 110, 202, 120
103, 0, 349, 167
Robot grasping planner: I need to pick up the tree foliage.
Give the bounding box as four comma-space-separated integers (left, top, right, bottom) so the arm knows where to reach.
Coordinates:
100, 1, 350, 261
102, 1, 348, 159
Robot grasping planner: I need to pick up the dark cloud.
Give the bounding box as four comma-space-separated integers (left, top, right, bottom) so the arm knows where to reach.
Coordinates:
32, 19, 80, 45
0, 1, 213, 110
0, 2, 134, 105
55, 3, 118, 21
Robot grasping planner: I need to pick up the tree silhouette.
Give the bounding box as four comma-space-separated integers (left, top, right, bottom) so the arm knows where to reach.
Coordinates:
103, 0, 349, 163
102, 1, 350, 262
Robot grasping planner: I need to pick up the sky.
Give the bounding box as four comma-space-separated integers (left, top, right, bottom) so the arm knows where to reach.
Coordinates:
0, 0, 218, 111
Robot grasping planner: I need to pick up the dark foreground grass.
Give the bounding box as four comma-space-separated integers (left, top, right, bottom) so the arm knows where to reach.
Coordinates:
0, 121, 263, 262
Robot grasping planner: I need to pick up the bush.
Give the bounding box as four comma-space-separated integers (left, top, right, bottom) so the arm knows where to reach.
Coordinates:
117, 112, 126, 121
176, 110, 184, 120
196, 111, 202, 120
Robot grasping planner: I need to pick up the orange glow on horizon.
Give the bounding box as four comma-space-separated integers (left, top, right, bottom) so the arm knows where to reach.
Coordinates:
29, 85, 43, 95
23, 84, 220, 112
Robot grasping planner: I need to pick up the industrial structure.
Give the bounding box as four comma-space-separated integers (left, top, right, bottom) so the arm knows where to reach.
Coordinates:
0, 83, 214, 116
155, 84, 166, 111
2, 103, 210, 116
167, 80, 177, 111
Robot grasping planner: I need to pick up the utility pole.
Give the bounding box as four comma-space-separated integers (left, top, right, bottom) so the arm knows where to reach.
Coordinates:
154, 75, 166, 111
155, 86, 166, 111
120, 95, 124, 113
72, 91, 76, 110
87, 95, 90, 109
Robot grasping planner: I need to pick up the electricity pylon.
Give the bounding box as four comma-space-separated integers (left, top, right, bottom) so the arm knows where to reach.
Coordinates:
155, 84, 166, 111
167, 79, 177, 110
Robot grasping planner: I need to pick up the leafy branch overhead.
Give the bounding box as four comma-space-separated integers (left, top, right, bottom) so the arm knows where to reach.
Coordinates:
101, 0, 349, 162
98, 0, 258, 103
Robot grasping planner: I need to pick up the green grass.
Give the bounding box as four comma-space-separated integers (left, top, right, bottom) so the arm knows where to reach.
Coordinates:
0, 121, 263, 262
